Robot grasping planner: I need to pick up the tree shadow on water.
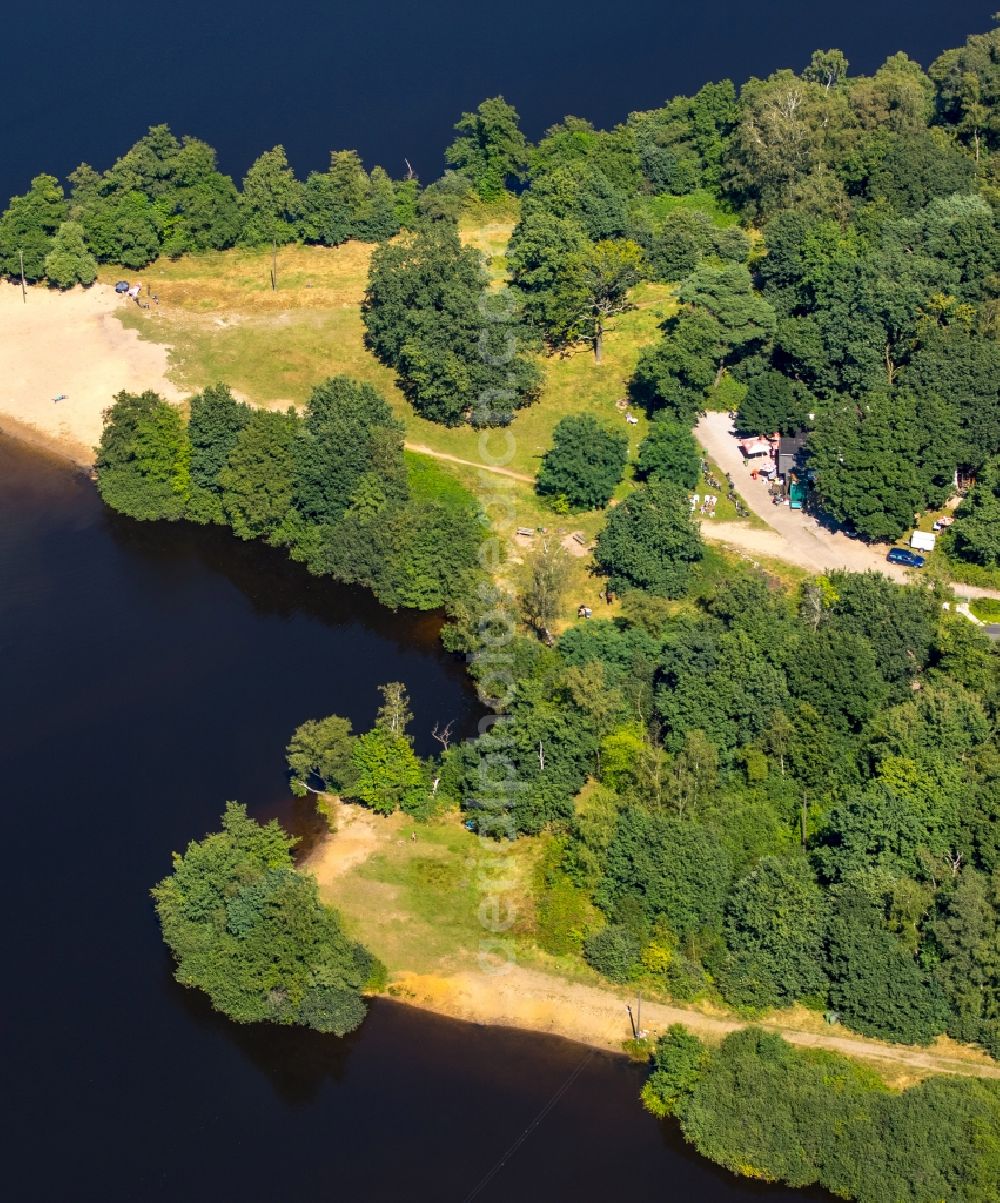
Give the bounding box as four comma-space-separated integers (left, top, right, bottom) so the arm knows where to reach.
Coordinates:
163, 963, 359, 1107
102, 506, 451, 653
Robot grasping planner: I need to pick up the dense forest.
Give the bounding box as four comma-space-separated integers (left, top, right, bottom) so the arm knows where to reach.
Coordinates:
74, 18, 1000, 1203
447, 566, 1000, 1058
95, 379, 482, 611
640, 1026, 1000, 1201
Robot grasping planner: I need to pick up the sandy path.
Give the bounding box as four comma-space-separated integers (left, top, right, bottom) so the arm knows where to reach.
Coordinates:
306, 820, 998, 1080
301, 799, 383, 882
393, 965, 1000, 1080
0, 281, 181, 465
696, 412, 1000, 601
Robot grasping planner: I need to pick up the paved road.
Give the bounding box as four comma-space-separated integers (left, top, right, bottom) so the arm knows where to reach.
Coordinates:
695, 412, 1000, 601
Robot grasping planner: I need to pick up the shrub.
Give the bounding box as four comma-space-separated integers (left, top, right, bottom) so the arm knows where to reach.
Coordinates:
583, 924, 641, 982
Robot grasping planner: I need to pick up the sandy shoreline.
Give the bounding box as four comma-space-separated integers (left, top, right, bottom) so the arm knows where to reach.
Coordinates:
302, 809, 1000, 1083
383, 967, 1000, 1081
0, 280, 181, 466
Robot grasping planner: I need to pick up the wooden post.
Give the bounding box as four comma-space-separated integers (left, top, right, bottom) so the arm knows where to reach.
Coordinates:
19, 249, 26, 303
270, 238, 277, 291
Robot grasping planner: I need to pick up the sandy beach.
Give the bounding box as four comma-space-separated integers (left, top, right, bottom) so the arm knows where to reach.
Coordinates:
0, 281, 181, 466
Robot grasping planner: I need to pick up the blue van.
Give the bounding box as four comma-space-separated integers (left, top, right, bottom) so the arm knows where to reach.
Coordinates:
887, 548, 925, 568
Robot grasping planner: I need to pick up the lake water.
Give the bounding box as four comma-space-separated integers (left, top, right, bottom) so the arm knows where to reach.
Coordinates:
3, 0, 993, 199
0, 437, 831, 1200
4, 3, 963, 1192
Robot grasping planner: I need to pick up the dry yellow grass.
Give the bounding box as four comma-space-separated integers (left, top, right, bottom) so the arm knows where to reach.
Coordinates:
103, 235, 675, 472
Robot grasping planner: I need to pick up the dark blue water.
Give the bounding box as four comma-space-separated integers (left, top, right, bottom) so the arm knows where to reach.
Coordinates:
0, 439, 830, 1201
3, 0, 993, 198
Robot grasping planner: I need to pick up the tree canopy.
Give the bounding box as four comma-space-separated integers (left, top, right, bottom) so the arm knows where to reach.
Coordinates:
445, 96, 530, 200
536, 415, 628, 509
594, 480, 704, 596
153, 803, 383, 1034
363, 222, 541, 426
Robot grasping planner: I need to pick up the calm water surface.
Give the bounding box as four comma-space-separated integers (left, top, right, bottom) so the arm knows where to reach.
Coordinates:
0, 438, 829, 1201
3, 0, 994, 198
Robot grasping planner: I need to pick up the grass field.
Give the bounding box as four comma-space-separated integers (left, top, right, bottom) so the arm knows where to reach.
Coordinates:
103, 224, 768, 625
316, 805, 539, 976
101, 225, 674, 479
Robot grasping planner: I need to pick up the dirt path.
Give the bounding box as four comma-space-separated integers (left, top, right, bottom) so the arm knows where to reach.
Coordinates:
306, 819, 998, 1081
696, 412, 1000, 601
392, 964, 1000, 1080
404, 442, 534, 482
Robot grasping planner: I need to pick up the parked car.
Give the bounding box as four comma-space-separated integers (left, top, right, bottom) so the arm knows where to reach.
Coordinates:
887, 547, 925, 568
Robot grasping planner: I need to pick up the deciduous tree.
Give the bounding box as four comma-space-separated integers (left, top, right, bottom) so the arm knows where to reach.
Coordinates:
348, 727, 426, 816
363, 222, 540, 425
42, 220, 97, 288
718, 856, 828, 1009
95, 391, 190, 521
186, 383, 250, 524
0, 173, 67, 279
445, 96, 530, 200
152, 802, 381, 1034
238, 145, 303, 247
536, 415, 628, 509
594, 481, 703, 597
287, 715, 356, 795
636, 418, 702, 488
220, 407, 298, 540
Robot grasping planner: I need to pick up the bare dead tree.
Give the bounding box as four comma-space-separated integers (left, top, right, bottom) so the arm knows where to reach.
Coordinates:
431, 719, 455, 753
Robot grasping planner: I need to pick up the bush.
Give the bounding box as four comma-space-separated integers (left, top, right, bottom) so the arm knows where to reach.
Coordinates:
969, 597, 1000, 623
536, 872, 599, 956
583, 924, 641, 982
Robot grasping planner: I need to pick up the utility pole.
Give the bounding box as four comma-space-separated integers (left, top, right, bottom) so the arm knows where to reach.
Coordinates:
637, 991, 642, 1037
270, 237, 278, 291
19, 249, 26, 303
626, 1005, 636, 1039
